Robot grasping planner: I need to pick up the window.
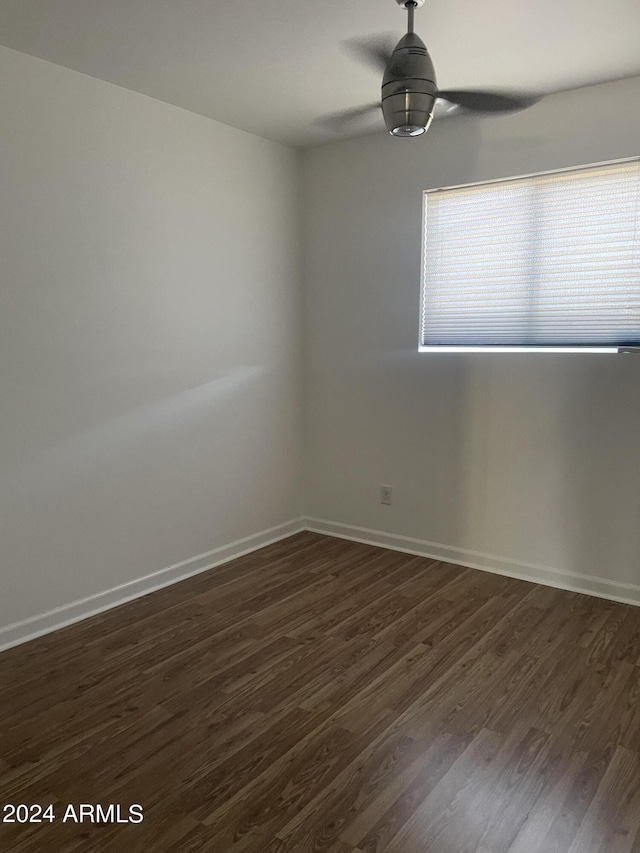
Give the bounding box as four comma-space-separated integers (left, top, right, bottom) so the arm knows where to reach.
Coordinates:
419, 158, 640, 352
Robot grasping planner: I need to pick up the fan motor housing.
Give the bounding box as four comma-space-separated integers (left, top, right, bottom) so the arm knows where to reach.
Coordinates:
382, 32, 437, 135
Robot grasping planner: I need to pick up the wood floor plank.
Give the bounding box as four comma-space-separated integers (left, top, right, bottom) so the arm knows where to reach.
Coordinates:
506, 750, 588, 853
1, 532, 639, 853
534, 745, 617, 853
566, 745, 640, 853
377, 726, 507, 853
271, 729, 425, 849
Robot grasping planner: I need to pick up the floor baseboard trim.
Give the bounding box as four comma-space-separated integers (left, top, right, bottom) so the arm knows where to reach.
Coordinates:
305, 517, 640, 608
0, 518, 306, 652
3, 514, 636, 653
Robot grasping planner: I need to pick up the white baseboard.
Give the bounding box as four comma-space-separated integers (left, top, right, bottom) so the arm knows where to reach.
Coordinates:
0, 518, 305, 653
3, 514, 637, 653
305, 517, 640, 608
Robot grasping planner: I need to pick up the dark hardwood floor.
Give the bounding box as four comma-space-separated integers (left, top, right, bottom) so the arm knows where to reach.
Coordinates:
1, 531, 640, 852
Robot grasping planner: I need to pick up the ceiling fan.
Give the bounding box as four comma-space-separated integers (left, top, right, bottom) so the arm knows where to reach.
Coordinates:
322, 0, 541, 138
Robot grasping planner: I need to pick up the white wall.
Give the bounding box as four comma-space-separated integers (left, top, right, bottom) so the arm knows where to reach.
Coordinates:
302, 77, 640, 594
0, 46, 302, 631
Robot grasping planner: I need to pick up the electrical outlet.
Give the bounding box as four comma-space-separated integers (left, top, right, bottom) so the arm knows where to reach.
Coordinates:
380, 485, 393, 506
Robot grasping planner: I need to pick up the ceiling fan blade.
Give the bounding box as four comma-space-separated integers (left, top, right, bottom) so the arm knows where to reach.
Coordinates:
552, 71, 640, 96
316, 103, 382, 132
341, 34, 398, 73
437, 90, 541, 113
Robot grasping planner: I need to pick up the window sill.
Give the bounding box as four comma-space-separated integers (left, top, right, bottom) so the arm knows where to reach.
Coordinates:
418, 346, 640, 354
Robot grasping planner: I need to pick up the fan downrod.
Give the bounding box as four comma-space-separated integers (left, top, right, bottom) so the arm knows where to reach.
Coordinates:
396, 0, 424, 33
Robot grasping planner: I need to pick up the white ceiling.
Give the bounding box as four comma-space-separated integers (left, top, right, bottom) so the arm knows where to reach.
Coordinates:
1, 0, 639, 148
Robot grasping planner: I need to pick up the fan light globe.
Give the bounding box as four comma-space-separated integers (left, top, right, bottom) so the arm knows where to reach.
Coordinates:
391, 125, 426, 137
384, 90, 435, 137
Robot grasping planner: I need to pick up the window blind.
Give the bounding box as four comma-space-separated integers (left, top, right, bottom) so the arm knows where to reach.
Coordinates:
419, 158, 640, 351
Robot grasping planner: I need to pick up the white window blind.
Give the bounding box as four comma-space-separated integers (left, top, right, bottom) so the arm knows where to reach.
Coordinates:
419, 158, 640, 352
